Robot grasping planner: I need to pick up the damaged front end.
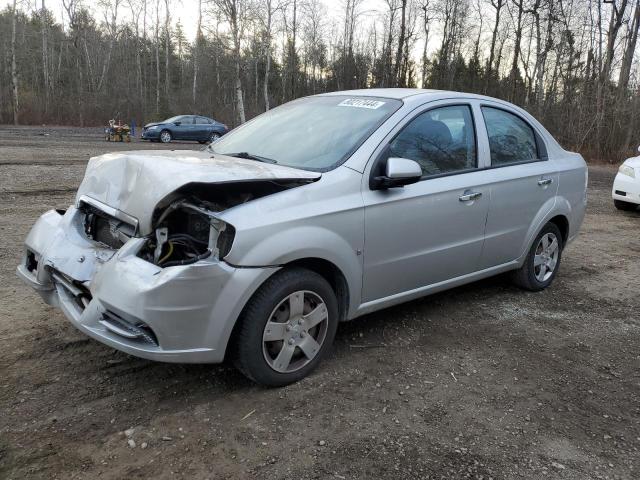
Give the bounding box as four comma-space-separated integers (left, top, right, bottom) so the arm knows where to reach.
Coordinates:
136, 179, 314, 267
137, 198, 235, 267
16, 158, 317, 363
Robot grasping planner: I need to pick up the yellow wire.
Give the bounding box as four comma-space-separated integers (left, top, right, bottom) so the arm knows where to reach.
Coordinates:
158, 241, 174, 264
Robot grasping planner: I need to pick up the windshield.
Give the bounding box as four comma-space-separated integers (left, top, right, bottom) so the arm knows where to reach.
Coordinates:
164, 116, 184, 123
209, 95, 402, 171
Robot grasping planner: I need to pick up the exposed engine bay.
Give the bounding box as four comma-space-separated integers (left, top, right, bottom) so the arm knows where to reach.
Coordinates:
129, 179, 312, 267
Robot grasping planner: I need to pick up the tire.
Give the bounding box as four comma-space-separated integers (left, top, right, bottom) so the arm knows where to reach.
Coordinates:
209, 132, 221, 144
614, 199, 637, 211
233, 267, 339, 387
511, 222, 563, 292
159, 130, 172, 143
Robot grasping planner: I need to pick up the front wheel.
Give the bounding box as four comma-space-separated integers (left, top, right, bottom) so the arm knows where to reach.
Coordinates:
614, 199, 637, 211
233, 268, 339, 387
159, 130, 172, 143
511, 222, 563, 291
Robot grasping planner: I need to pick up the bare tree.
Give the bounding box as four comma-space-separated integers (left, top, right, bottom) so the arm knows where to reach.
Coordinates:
192, 0, 202, 106
393, 0, 407, 86
11, 0, 19, 125
618, 0, 640, 94
164, 0, 170, 100
154, 0, 160, 114
213, 0, 250, 124
485, 0, 504, 92
41, 0, 49, 111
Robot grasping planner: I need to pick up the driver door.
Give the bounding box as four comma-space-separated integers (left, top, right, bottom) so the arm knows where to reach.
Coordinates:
361, 103, 491, 303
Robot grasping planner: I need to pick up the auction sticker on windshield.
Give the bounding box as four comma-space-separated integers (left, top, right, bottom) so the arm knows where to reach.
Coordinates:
338, 98, 386, 109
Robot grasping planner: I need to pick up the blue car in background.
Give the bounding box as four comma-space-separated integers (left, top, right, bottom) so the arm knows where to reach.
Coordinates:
142, 115, 229, 144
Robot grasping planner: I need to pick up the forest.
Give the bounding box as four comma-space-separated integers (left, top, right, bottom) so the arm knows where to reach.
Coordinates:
1, 0, 639, 160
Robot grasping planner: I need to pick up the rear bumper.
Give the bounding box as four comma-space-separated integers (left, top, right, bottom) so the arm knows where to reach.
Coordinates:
17, 207, 278, 363
612, 173, 640, 205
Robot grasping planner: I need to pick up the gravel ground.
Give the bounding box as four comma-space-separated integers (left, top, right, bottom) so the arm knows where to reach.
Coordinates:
1, 126, 639, 480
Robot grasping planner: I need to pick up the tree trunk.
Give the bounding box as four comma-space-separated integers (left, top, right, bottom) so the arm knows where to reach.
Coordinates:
41, 0, 49, 113
393, 0, 407, 86
192, 0, 202, 106
263, 0, 272, 111
484, 0, 503, 93
155, 0, 160, 114
164, 0, 170, 100
420, 3, 430, 88
11, 0, 19, 125
509, 0, 524, 101
232, 9, 246, 123
289, 0, 297, 99
618, 0, 640, 94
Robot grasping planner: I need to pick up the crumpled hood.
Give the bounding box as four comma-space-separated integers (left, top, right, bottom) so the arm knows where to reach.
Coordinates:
75, 149, 320, 234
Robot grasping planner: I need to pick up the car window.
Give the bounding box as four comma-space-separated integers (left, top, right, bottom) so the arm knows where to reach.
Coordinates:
482, 107, 538, 166
389, 105, 477, 177
196, 116, 211, 124
210, 96, 402, 172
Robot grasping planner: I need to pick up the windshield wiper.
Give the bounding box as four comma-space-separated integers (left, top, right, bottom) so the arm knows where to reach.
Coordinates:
225, 151, 278, 164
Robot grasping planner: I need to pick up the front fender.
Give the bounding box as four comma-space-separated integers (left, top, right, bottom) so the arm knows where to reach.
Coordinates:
227, 225, 363, 318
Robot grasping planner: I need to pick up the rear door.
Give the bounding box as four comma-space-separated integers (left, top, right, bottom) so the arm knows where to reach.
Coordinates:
361, 102, 491, 303
478, 105, 559, 268
195, 116, 213, 140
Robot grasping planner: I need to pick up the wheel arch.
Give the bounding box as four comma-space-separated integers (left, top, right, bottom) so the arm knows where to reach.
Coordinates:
223, 256, 351, 362
517, 196, 571, 266
283, 257, 350, 323
548, 214, 569, 246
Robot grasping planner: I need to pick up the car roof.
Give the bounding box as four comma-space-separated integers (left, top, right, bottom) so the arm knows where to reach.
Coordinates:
316, 88, 512, 104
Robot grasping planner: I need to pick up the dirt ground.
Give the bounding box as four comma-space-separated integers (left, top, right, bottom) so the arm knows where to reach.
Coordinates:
1, 126, 639, 480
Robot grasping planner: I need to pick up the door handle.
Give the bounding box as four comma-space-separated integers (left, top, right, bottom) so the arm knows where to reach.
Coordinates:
459, 191, 482, 202
537, 178, 553, 186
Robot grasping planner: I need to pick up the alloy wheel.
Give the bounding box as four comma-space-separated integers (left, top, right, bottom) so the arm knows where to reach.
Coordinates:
262, 290, 329, 373
534, 232, 559, 282
160, 131, 171, 143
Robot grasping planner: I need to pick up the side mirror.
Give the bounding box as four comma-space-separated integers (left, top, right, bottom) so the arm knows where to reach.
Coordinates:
174, 121, 181, 126
371, 157, 423, 190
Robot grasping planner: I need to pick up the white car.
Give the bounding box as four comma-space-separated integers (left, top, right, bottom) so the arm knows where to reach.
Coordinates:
613, 146, 640, 211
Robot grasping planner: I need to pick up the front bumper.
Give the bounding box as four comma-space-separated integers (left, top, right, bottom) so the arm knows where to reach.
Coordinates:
612, 172, 640, 205
141, 128, 161, 140
17, 207, 278, 363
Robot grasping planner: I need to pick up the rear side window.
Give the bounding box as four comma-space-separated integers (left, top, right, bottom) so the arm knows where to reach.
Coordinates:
389, 105, 477, 177
482, 107, 538, 166
196, 116, 211, 124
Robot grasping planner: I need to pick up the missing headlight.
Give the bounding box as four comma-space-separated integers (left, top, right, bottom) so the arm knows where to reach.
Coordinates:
138, 199, 235, 267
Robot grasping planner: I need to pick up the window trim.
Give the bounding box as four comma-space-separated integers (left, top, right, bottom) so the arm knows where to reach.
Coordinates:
479, 104, 548, 169
368, 102, 479, 188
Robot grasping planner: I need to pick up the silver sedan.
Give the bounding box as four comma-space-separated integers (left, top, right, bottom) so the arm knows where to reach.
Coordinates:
17, 89, 587, 386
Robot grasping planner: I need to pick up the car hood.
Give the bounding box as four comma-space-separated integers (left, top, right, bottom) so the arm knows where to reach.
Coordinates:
75, 150, 321, 234
143, 122, 163, 128
624, 155, 640, 168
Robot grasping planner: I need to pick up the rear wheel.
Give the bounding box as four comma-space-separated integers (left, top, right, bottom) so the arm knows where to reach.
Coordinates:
233, 268, 338, 387
159, 130, 172, 143
209, 132, 221, 143
614, 199, 637, 211
511, 222, 563, 291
